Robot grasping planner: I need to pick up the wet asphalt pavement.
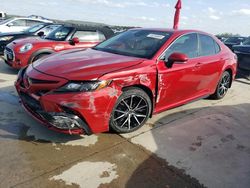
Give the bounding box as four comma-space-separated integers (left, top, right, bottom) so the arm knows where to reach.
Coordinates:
0, 58, 250, 188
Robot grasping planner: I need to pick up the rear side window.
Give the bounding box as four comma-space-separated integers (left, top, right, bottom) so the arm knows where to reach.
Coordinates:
199, 34, 220, 56
26, 20, 43, 26
165, 33, 199, 59
72, 30, 106, 42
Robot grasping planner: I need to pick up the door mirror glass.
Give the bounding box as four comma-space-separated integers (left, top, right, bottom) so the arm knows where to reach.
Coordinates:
70, 37, 80, 45
165, 52, 188, 68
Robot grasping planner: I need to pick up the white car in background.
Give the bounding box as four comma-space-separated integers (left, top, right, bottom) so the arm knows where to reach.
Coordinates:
0, 11, 6, 20
0, 17, 53, 33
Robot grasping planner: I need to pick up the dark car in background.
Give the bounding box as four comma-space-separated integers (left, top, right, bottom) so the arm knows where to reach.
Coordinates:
216, 36, 228, 42
0, 23, 61, 55
233, 37, 250, 71
224, 37, 246, 50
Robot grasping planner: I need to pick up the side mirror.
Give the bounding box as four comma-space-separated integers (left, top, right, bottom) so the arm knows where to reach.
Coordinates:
70, 37, 80, 45
7, 23, 14, 27
37, 31, 45, 37
165, 52, 188, 68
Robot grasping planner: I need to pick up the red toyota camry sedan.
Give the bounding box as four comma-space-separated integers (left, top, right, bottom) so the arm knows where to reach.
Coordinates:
15, 28, 237, 135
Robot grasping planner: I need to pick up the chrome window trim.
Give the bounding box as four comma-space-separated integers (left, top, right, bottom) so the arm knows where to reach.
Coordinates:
157, 32, 221, 61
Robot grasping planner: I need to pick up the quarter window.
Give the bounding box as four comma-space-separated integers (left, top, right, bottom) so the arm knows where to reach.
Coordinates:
215, 42, 221, 53
72, 30, 106, 42
164, 33, 199, 59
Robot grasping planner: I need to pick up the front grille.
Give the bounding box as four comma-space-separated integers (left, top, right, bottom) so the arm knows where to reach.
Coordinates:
5, 47, 14, 61
20, 92, 42, 112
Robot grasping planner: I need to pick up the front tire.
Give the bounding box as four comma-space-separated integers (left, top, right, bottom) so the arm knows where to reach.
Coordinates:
110, 88, 152, 133
210, 71, 231, 99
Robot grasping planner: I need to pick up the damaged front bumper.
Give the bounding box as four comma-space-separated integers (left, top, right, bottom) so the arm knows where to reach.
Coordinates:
15, 67, 120, 135
19, 91, 91, 135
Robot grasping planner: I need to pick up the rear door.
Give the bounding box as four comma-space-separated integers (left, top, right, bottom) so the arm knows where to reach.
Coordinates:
195, 34, 224, 93
156, 33, 204, 111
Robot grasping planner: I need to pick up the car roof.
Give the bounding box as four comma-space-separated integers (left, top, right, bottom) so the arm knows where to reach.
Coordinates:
55, 23, 114, 38
130, 28, 214, 36
10, 17, 53, 23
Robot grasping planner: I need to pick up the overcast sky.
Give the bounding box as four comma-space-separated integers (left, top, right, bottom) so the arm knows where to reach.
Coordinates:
1, 0, 250, 36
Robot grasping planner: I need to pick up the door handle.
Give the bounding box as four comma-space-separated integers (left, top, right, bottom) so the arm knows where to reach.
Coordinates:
195, 63, 202, 68
192, 63, 202, 71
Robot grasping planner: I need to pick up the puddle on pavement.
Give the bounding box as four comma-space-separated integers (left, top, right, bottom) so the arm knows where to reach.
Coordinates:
50, 161, 118, 188
26, 124, 99, 147
0, 91, 19, 105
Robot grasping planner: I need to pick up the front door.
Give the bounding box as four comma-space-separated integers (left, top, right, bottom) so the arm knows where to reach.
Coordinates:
155, 33, 203, 112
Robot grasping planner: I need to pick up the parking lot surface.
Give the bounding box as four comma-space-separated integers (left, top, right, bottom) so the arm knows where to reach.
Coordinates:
0, 58, 249, 188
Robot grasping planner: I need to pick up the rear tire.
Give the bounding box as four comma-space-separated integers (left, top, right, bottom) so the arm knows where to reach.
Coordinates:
110, 87, 151, 133
210, 71, 231, 100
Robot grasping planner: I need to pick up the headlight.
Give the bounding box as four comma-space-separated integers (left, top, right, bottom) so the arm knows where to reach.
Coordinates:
54, 80, 112, 93
19, 43, 33, 53
0, 36, 13, 41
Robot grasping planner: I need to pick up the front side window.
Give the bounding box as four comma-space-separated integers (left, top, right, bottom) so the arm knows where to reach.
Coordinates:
11, 19, 26, 26
45, 26, 73, 41
38, 25, 61, 36
164, 33, 199, 59
72, 30, 106, 42
94, 30, 172, 59
199, 34, 219, 56
25, 24, 45, 33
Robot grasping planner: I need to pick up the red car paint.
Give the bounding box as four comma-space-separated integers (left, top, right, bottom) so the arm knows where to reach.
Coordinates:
4, 25, 114, 69
15, 28, 237, 135
4, 37, 99, 69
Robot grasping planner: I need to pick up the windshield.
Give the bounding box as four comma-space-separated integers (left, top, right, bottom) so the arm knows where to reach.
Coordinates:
45, 26, 73, 41
225, 37, 245, 43
243, 38, 250, 45
0, 18, 13, 25
93, 30, 172, 59
24, 24, 46, 33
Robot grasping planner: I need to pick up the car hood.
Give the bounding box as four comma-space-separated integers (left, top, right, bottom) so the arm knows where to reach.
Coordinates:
11, 37, 51, 46
33, 48, 145, 80
0, 31, 26, 37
